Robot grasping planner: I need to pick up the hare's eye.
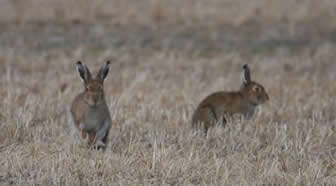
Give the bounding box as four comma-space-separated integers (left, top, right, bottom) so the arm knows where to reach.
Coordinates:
254, 87, 260, 92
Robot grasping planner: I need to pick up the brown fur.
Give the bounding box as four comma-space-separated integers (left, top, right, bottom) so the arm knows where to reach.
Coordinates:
70, 91, 111, 146
68, 61, 112, 149
192, 64, 269, 134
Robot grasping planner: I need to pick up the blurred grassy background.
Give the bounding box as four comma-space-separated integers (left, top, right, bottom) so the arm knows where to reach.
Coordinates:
2, 0, 336, 54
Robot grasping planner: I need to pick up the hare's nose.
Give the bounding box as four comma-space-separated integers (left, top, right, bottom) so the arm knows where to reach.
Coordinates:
94, 97, 99, 103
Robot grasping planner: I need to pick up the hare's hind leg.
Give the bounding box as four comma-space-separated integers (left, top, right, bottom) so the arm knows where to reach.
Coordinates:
67, 107, 81, 144
196, 106, 218, 135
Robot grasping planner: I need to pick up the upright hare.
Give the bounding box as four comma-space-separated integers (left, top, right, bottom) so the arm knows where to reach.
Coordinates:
68, 61, 112, 149
192, 64, 269, 134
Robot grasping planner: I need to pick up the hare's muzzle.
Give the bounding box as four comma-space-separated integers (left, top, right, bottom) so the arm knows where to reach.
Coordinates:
262, 93, 270, 103
92, 96, 101, 107
86, 92, 101, 107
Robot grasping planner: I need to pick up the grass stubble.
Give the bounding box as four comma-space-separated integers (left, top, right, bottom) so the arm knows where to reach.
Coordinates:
0, 0, 336, 185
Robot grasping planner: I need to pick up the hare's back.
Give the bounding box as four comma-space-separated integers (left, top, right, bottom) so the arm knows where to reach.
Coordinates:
198, 91, 241, 108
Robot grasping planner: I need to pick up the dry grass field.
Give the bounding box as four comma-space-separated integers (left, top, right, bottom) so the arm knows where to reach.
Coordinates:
0, 0, 336, 185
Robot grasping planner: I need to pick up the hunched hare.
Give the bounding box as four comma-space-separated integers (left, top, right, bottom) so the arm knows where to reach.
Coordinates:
192, 64, 269, 134
68, 61, 112, 149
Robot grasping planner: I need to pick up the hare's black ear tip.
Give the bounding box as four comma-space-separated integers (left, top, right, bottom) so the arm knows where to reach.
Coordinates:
243, 64, 249, 69
76, 61, 82, 65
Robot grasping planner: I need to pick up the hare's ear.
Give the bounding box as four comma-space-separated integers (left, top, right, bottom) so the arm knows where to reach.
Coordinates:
242, 64, 251, 87
97, 61, 111, 83
76, 61, 92, 84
